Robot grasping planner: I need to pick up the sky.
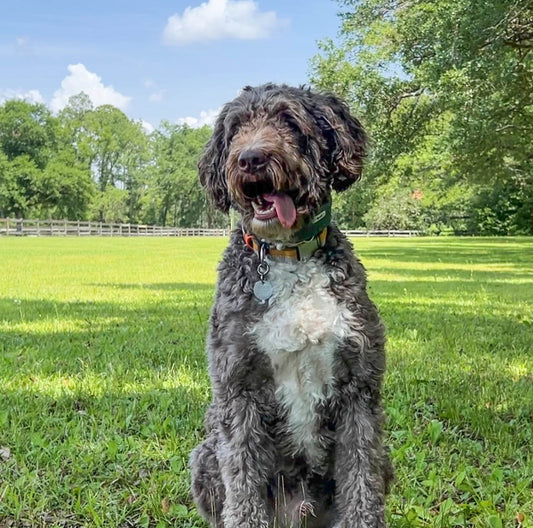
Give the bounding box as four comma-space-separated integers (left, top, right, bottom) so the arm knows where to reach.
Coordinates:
1, 0, 343, 132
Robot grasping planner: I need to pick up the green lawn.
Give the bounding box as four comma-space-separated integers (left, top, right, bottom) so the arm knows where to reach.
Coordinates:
0, 236, 531, 528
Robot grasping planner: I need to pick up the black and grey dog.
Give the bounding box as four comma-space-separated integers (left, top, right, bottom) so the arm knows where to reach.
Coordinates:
190, 84, 392, 528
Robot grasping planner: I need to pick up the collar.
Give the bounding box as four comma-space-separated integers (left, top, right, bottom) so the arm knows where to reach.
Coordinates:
243, 202, 331, 262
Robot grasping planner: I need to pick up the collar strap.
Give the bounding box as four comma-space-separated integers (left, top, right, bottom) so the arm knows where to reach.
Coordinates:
244, 226, 328, 262
290, 202, 331, 244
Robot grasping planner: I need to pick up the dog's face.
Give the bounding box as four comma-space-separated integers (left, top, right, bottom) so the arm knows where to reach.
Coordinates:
198, 84, 366, 240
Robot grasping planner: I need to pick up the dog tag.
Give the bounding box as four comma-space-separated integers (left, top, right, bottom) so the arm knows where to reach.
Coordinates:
253, 280, 273, 303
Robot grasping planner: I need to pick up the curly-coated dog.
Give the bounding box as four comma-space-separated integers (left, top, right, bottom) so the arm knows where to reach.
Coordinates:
190, 84, 392, 528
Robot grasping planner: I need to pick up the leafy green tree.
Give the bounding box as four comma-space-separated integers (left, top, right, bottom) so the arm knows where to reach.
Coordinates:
312, 0, 533, 234
90, 187, 129, 223
363, 188, 424, 231
83, 105, 148, 192
57, 93, 95, 168
58, 99, 150, 222
36, 151, 94, 220
145, 123, 225, 227
0, 154, 41, 217
0, 100, 58, 169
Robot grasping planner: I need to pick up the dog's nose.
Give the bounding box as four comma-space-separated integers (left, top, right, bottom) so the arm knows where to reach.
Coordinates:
238, 149, 267, 172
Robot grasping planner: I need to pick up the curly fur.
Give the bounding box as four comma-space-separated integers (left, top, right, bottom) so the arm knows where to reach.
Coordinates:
190, 84, 392, 528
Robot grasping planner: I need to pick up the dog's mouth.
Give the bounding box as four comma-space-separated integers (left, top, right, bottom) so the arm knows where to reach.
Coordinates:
241, 178, 298, 229
251, 193, 297, 228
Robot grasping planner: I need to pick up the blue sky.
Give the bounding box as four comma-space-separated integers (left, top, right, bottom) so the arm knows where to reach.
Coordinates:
1, 0, 342, 131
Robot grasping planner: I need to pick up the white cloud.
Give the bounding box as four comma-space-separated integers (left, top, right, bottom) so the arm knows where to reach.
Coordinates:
143, 78, 165, 103
14, 36, 33, 56
0, 89, 44, 104
141, 120, 155, 134
163, 0, 287, 45
177, 108, 220, 128
16, 36, 29, 49
50, 63, 131, 113
148, 89, 165, 103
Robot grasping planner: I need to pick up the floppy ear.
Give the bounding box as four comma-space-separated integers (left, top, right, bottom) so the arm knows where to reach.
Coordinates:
198, 106, 231, 213
309, 92, 367, 192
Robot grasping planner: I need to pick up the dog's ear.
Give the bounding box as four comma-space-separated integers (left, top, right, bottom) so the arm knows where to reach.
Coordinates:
198, 106, 231, 213
309, 93, 366, 192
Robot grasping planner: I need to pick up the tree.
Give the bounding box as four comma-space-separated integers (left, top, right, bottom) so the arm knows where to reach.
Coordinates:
58, 99, 150, 222
145, 123, 225, 227
90, 186, 129, 223
57, 93, 95, 168
83, 105, 148, 192
363, 188, 424, 231
312, 0, 533, 234
0, 154, 40, 217
36, 151, 94, 220
0, 100, 58, 169
0, 97, 96, 220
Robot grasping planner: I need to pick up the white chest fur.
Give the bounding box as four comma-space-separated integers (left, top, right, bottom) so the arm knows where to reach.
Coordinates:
251, 258, 352, 461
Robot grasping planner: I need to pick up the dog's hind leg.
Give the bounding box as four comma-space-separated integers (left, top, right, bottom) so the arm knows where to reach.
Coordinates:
190, 434, 225, 527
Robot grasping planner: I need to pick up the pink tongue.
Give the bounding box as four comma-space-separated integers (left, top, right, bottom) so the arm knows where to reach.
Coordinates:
264, 193, 297, 228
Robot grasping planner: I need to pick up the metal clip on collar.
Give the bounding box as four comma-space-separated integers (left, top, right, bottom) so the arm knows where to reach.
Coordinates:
257, 241, 270, 280
253, 240, 273, 304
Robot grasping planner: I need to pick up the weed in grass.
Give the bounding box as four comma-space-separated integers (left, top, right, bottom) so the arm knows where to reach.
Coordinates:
0, 236, 531, 527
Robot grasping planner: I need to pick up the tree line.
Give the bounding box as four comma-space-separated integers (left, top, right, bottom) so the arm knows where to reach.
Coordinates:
1, 0, 531, 234
0, 93, 226, 228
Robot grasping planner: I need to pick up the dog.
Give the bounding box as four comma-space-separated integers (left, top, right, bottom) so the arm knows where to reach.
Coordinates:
190, 84, 392, 528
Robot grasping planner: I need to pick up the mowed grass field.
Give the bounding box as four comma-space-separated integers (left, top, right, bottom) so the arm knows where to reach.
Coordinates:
0, 236, 531, 528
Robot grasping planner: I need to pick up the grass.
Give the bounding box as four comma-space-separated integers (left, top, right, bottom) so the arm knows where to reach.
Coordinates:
0, 236, 531, 528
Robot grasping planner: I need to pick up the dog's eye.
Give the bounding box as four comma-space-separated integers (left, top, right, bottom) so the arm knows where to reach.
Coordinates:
279, 112, 310, 151
316, 116, 333, 132
224, 111, 252, 144
281, 112, 300, 131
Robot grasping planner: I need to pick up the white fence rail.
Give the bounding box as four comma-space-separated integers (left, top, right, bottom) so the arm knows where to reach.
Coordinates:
0, 218, 230, 237
343, 229, 420, 237
0, 218, 420, 238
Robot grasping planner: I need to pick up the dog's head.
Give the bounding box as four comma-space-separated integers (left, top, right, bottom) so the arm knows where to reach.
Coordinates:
198, 84, 366, 241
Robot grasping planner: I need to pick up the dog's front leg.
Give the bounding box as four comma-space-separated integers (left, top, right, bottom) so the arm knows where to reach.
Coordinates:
333, 389, 388, 528
218, 393, 275, 528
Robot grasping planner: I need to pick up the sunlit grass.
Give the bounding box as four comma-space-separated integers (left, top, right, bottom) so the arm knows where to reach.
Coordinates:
0, 236, 531, 527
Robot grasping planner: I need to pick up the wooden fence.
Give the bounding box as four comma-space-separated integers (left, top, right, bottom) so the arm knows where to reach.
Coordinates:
0, 218, 420, 238
343, 229, 420, 237
0, 218, 230, 237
